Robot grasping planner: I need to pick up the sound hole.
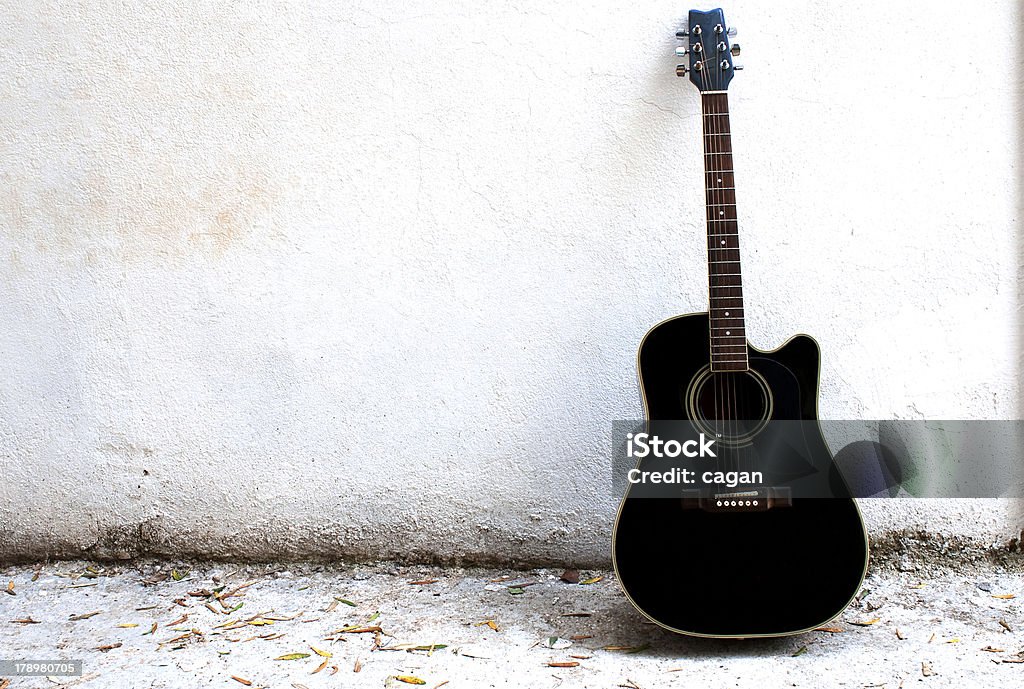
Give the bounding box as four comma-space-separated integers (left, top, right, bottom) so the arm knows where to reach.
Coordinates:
686, 368, 772, 444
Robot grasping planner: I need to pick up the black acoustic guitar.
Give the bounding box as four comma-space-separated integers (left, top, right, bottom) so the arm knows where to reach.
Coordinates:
611, 8, 869, 638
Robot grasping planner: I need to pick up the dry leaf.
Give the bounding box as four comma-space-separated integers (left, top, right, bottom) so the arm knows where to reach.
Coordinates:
393, 676, 427, 685
312, 657, 328, 674
569, 654, 592, 660
547, 661, 580, 668
5, 582, 14, 596
849, 617, 880, 626
570, 635, 592, 641
475, 620, 499, 631
998, 619, 1013, 632
921, 661, 935, 677
70, 611, 101, 621
408, 579, 438, 585
117, 623, 139, 628
945, 638, 960, 644
11, 617, 39, 625
230, 677, 252, 686
992, 594, 1016, 600
334, 625, 382, 634
981, 646, 1005, 653
791, 646, 808, 657
895, 628, 906, 640
579, 576, 603, 585
814, 626, 843, 633
353, 658, 362, 673
275, 653, 311, 661
96, 643, 122, 652
560, 569, 580, 584
334, 597, 357, 607
311, 646, 332, 658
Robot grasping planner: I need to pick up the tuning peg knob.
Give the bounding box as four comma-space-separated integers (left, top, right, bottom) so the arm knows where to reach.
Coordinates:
727, 27, 738, 37
730, 43, 741, 56
733, 63, 744, 70
676, 23, 688, 37
676, 64, 689, 77
674, 46, 689, 57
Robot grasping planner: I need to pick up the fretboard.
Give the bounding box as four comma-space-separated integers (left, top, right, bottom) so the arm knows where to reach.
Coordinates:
701, 92, 747, 372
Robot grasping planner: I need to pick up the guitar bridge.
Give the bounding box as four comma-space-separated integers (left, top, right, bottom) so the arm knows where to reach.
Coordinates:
681, 487, 792, 512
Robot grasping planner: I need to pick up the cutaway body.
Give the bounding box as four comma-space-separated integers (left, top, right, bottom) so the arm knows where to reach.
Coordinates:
612, 313, 869, 637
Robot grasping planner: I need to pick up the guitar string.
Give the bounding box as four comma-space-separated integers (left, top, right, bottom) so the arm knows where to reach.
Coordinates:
695, 33, 723, 473
700, 36, 733, 486
696, 40, 717, 460
706, 47, 733, 479
701, 39, 729, 486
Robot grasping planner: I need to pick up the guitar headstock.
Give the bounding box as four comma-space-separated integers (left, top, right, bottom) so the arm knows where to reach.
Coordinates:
674, 8, 742, 92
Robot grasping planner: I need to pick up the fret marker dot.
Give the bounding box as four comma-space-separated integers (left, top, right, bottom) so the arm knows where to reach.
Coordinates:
725, 330, 731, 335
724, 311, 729, 316
719, 211, 724, 216
717, 178, 722, 183
720, 240, 725, 245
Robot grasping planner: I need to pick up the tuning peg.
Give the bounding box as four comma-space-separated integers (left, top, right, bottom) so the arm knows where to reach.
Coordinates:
727, 27, 738, 37
730, 43, 741, 56
733, 63, 744, 70
676, 64, 689, 77
674, 46, 689, 57
676, 22, 688, 37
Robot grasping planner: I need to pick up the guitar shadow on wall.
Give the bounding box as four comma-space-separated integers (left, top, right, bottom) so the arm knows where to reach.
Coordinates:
832, 439, 908, 499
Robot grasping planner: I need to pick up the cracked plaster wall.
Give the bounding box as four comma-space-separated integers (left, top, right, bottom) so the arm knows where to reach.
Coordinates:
0, 1, 1021, 564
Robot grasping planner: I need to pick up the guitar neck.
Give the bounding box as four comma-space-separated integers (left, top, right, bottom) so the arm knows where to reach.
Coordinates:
702, 92, 747, 372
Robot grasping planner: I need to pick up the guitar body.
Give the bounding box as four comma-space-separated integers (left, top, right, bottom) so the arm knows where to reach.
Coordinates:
612, 313, 869, 637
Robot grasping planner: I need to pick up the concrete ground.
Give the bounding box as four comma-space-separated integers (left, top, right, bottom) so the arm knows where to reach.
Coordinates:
0, 559, 1022, 688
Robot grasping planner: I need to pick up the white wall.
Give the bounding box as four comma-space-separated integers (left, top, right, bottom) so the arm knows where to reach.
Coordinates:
0, 1, 1020, 563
